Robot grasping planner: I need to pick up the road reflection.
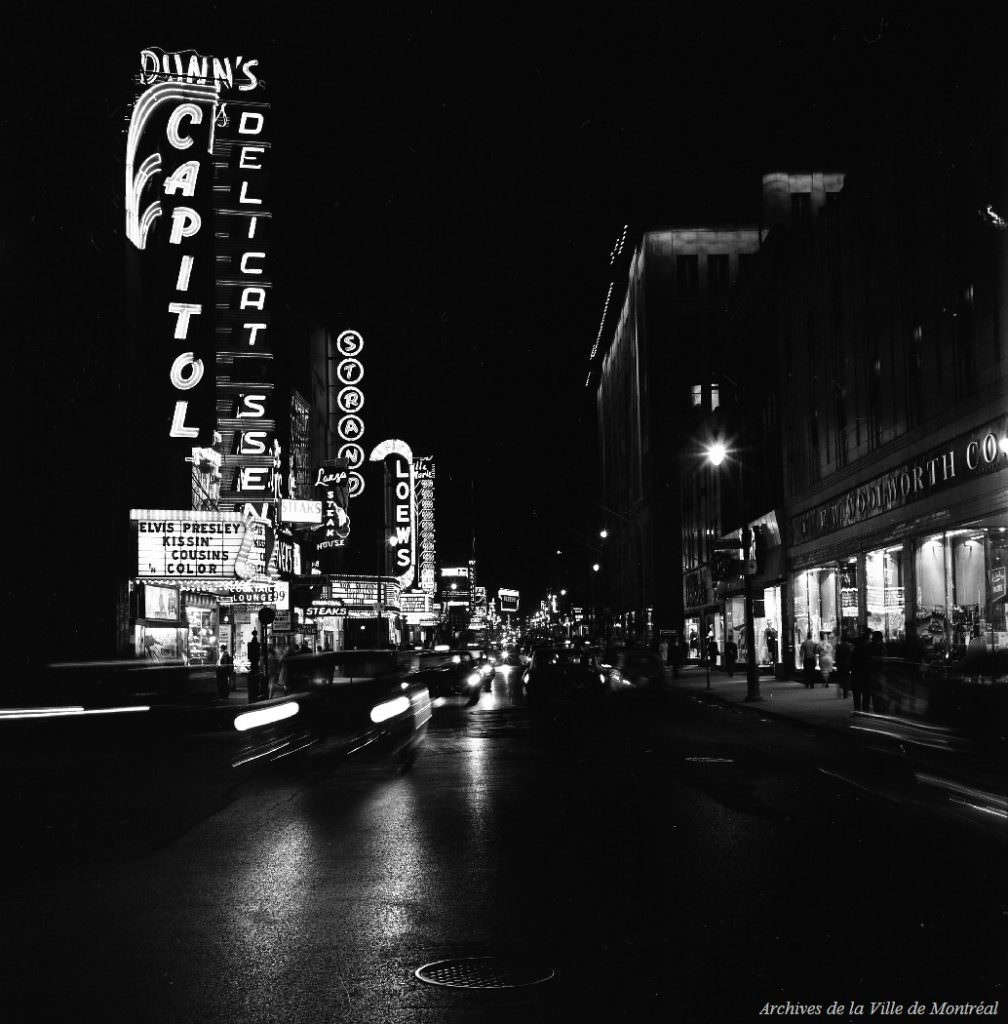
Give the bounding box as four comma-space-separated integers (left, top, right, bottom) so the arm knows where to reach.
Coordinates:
478, 666, 526, 710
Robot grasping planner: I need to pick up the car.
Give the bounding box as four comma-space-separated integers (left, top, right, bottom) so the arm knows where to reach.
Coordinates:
521, 647, 608, 710
412, 650, 485, 707
604, 648, 667, 691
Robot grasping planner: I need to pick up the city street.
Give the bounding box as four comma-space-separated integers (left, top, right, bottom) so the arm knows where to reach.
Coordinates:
1, 669, 1003, 1023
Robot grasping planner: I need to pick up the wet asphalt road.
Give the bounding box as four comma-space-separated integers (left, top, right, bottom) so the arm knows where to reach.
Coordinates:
1, 666, 1005, 1023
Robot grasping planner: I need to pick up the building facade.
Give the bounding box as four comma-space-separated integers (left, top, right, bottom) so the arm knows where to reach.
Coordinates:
590, 225, 761, 646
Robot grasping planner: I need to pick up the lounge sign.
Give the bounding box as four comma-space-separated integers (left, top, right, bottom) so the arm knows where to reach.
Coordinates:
791, 418, 1008, 545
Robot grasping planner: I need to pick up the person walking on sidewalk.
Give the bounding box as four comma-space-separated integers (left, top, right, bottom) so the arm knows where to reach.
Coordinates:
724, 636, 738, 677
247, 629, 261, 702
835, 632, 853, 699
800, 631, 818, 688
707, 635, 719, 670
850, 633, 870, 711
817, 631, 834, 688
866, 631, 886, 712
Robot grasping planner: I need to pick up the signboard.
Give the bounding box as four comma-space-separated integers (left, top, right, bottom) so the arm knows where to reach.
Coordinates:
273, 609, 291, 631
313, 460, 351, 568
281, 498, 322, 524
400, 593, 430, 614
498, 588, 520, 614
371, 439, 416, 590
990, 566, 1006, 602
288, 392, 311, 499
143, 583, 180, 621
125, 62, 220, 456
336, 330, 366, 497
212, 56, 276, 508
132, 509, 269, 579
414, 456, 436, 596
791, 417, 1008, 544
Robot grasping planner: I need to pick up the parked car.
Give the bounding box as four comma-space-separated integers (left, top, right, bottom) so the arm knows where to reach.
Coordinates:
522, 647, 607, 710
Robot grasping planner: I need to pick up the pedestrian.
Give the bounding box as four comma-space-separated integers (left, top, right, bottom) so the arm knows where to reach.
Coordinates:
216, 650, 233, 699
299, 640, 312, 654
818, 631, 834, 688
247, 629, 261, 702
658, 638, 669, 666
278, 640, 299, 694
671, 638, 684, 678
850, 633, 869, 711
707, 636, 719, 670
866, 631, 886, 712
835, 631, 853, 699
266, 644, 282, 698
765, 623, 779, 670
800, 630, 818, 688
689, 630, 699, 659
724, 636, 738, 677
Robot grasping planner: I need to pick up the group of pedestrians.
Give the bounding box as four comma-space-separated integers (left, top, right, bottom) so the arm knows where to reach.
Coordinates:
799, 628, 886, 711
215, 629, 314, 703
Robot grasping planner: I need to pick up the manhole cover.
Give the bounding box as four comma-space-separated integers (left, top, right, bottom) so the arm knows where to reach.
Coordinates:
415, 956, 555, 989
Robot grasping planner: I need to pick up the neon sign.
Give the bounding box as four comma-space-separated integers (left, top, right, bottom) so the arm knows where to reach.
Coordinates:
414, 456, 436, 597
370, 440, 416, 589
125, 78, 219, 450
335, 331, 366, 497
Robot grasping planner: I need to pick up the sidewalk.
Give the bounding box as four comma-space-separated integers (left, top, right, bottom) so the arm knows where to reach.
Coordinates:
666, 663, 1007, 802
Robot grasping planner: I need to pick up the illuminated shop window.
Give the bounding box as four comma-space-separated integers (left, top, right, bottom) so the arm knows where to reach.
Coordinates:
792, 566, 839, 668
866, 546, 904, 643
914, 521, 1008, 661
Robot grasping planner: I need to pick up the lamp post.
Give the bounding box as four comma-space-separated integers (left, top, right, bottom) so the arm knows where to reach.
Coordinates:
705, 441, 760, 702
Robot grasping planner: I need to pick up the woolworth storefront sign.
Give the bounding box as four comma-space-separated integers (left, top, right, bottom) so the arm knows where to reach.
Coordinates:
791, 418, 1008, 545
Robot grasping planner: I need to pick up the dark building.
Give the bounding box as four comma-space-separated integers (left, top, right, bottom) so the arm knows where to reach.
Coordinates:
588, 224, 761, 646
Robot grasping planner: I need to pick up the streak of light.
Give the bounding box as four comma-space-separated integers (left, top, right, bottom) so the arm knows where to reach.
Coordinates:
0, 705, 150, 720
234, 701, 300, 732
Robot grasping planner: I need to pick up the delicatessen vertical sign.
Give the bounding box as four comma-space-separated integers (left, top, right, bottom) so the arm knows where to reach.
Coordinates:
213, 62, 275, 508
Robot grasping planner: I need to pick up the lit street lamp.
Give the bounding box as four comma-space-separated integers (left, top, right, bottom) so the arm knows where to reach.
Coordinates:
704, 440, 760, 702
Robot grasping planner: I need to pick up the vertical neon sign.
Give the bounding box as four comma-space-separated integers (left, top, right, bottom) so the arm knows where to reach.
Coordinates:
213, 70, 274, 510
335, 330, 366, 499
125, 78, 219, 451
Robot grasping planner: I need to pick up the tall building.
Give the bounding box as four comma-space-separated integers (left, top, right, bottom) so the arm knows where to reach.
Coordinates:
588, 224, 761, 645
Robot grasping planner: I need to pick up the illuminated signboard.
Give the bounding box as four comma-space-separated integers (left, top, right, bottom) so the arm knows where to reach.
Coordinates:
125, 64, 220, 455
288, 392, 311, 499
313, 460, 351, 570
280, 499, 322, 524
370, 439, 416, 590
441, 567, 469, 578
335, 330, 366, 497
143, 584, 180, 621
498, 588, 520, 614
211, 57, 275, 509
414, 456, 436, 597
132, 509, 269, 580
400, 593, 430, 614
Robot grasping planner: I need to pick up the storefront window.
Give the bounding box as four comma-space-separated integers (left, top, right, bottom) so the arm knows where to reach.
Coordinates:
914, 521, 1008, 661
186, 605, 219, 665
866, 546, 904, 643
793, 567, 838, 666
725, 595, 745, 661
839, 560, 860, 633
758, 585, 783, 667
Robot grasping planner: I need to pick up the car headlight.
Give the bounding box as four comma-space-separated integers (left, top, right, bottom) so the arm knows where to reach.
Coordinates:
466, 671, 482, 687
480, 663, 493, 677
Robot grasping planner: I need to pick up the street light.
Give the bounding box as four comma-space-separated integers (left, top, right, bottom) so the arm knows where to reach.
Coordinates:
704, 440, 760, 702
599, 529, 608, 539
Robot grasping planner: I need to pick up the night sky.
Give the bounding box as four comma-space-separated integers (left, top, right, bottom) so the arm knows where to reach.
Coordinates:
6, 5, 988, 649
